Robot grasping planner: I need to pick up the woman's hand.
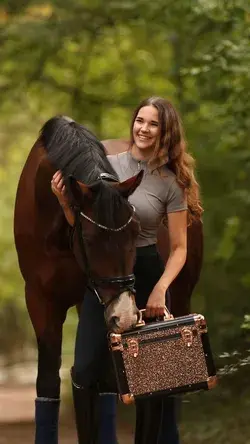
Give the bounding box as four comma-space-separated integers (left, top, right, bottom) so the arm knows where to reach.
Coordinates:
51, 170, 68, 207
145, 283, 170, 319
51, 170, 75, 226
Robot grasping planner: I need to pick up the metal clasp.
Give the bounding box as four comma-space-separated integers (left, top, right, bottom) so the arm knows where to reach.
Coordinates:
127, 339, 139, 358
181, 327, 193, 347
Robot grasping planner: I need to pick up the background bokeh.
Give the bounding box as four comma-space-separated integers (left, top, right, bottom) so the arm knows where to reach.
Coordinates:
0, 1, 250, 442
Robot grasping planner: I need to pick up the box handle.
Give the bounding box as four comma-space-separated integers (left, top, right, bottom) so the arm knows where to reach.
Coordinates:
136, 306, 174, 327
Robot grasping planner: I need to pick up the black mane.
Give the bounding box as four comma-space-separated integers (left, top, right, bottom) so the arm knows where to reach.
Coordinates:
40, 116, 131, 230
40, 116, 118, 183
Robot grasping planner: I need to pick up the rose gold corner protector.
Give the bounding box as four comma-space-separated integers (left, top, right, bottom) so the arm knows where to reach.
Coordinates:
194, 314, 208, 333
109, 333, 122, 344
207, 375, 217, 390
121, 393, 135, 404
109, 333, 123, 352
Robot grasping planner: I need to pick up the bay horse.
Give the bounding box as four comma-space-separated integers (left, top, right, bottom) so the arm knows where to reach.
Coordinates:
14, 120, 203, 444
14, 116, 143, 444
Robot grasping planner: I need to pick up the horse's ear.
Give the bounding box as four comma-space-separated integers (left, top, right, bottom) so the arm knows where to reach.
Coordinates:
113, 170, 144, 198
65, 176, 92, 207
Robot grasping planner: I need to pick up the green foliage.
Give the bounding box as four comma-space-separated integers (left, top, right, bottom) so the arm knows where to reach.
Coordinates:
180, 385, 250, 444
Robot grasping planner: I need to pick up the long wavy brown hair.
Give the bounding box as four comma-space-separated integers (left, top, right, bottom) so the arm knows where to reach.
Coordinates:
129, 97, 203, 224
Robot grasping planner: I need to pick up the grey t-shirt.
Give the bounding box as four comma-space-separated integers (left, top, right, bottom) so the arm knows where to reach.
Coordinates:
107, 151, 187, 247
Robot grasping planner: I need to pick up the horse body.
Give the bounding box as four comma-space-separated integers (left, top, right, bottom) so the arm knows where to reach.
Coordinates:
14, 140, 86, 416
14, 119, 143, 444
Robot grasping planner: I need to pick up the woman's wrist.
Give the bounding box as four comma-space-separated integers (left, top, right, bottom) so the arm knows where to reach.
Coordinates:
60, 201, 69, 209
155, 278, 168, 293
60, 201, 75, 226
57, 196, 70, 209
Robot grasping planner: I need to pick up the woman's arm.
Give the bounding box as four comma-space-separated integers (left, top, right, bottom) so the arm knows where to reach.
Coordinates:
145, 210, 187, 318
51, 171, 75, 226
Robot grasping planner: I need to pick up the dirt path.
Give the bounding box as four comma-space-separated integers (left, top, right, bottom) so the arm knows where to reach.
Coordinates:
0, 422, 78, 444
0, 385, 134, 443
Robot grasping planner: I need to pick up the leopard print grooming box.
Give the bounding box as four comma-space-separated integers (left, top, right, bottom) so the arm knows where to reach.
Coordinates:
109, 310, 217, 404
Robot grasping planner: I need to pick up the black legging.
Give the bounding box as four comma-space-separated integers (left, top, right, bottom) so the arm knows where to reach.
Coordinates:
73, 245, 179, 443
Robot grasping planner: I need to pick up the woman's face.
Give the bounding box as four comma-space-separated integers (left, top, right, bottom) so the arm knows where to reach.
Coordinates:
133, 105, 160, 152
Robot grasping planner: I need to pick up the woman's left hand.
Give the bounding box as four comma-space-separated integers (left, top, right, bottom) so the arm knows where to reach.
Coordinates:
145, 283, 168, 319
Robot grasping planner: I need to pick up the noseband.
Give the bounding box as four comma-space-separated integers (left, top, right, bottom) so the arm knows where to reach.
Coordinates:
72, 174, 136, 308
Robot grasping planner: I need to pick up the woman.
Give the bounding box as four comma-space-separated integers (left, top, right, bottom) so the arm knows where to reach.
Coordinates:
51, 97, 202, 443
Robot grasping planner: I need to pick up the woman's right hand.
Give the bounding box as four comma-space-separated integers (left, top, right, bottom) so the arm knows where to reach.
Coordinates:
51, 170, 68, 207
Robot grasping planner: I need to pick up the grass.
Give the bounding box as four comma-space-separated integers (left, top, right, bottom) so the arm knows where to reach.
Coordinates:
180, 387, 250, 444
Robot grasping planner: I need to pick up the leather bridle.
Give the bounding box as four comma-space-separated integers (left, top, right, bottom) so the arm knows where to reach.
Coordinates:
72, 174, 136, 308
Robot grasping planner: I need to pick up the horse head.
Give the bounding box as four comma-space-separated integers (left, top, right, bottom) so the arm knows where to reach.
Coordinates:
66, 171, 143, 333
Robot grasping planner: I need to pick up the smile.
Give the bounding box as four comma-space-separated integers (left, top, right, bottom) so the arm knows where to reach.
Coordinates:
138, 135, 151, 141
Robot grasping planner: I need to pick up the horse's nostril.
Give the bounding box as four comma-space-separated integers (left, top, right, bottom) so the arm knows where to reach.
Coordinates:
110, 316, 119, 329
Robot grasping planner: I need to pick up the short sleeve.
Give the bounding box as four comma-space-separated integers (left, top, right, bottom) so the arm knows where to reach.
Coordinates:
166, 179, 188, 214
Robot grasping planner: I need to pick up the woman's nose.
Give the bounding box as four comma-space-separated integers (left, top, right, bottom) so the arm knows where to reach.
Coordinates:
141, 123, 149, 132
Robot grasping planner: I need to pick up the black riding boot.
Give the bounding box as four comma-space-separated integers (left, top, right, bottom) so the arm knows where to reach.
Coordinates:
135, 397, 180, 444
72, 381, 99, 444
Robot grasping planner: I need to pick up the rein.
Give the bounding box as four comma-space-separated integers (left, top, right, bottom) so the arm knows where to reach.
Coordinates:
72, 175, 136, 308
